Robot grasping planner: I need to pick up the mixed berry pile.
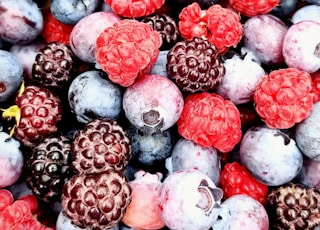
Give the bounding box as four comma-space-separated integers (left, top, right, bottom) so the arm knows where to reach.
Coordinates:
1, 0, 320, 229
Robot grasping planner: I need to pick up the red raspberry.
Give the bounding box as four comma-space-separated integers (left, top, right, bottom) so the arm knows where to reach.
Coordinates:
104, 0, 165, 18
41, 11, 74, 45
0, 189, 13, 212
228, 0, 281, 17
219, 162, 269, 205
95, 19, 162, 87
177, 92, 242, 153
253, 68, 314, 129
179, 3, 243, 54
311, 71, 320, 103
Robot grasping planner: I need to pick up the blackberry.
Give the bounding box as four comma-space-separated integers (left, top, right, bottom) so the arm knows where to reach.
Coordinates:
167, 37, 225, 93
71, 118, 132, 174
141, 14, 181, 50
61, 169, 131, 230
267, 183, 320, 229
26, 135, 72, 203
32, 41, 74, 90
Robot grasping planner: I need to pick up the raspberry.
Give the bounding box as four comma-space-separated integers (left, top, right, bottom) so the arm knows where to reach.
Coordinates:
105, 0, 165, 18
178, 3, 243, 54
0, 189, 13, 212
253, 68, 314, 129
311, 71, 320, 103
219, 162, 269, 205
177, 92, 242, 153
95, 19, 162, 87
228, 0, 281, 17
41, 11, 74, 45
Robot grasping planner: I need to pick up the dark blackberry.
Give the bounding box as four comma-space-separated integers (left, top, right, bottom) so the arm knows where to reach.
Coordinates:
167, 36, 225, 93
32, 41, 74, 90
26, 135, 72, 203
141, 14, 181, 50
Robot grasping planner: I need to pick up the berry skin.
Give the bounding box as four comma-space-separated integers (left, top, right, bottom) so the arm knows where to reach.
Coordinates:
104, 0, 165, 18
178, 3, 243, 54
219, 162, 269, 205
253, 68, 314, 129
177, 92, 242, 153
228, 0, 281, 17
41, 11, 74, 45
95, 19, 162, 87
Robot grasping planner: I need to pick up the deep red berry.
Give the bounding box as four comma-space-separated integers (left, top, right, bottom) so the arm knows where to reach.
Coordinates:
219, 162, 269, 205
254, 68, 314, 129
0, 189, 13, 212
105, 0, 165, 18
311, 71, 320, 103
177, 92, 242, 153
228, 0, 281, 17
95, 19, 162, 87
41, 11, 74, 45
18, 194, 39, 214
179, 3, 243, 54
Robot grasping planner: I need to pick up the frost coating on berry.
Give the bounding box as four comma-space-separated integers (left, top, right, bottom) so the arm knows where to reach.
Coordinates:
240, 125, 303, 186
297, 156, 320, 191
177, 92, 242, 153
95, 19, 162, 87
159, 169, 223, 230
123, 74, 184, 134
72, 118, 132, 174
254, 68, 314, 129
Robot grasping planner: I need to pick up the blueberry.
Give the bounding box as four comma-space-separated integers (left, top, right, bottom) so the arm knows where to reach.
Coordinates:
50, 0, 101, 25
0, 50, 23, 102
0, 0, 43, 45
270, 0, 298, 18
68, 70, 123, 123
291, 4, 320, 24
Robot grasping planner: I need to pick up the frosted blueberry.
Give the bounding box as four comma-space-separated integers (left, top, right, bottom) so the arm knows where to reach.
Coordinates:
239, 125, 303, 186
127, 124, 173, 166
0, 50, 23, 102
150, 50, 169, 77
0, 0, 43, 45
68, 70, 123, 123
165, 138, 221, 185
295, 102, 320, 161
297, 156, 320, 191
271, 0, 298, 18
51, 0, 101, 25
291, 5, 320, 24
212, 194, 269, 230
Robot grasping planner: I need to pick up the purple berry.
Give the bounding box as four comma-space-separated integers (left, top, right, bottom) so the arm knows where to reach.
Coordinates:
165, 137, 221, 185
123, 74, 184, 135
0, 50, 23, 102
50, 0, 101, 25
68, 70, 123, 123
212, 194, 269, 230
297, 156, 320, 191
239, 125, 303, 186
0, 132, 24, 188
295, 102, 320, 161
0, 0, 43, 45
159, 169, 223, 230
216, 52, 265, 105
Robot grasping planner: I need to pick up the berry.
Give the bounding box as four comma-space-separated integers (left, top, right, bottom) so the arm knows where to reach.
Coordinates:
50, 0, 101, 25
71, 118, 132, 174
141, 14, 181, 51
122, 74, 184, 134
0, 50, 23, 103
297, 156, 320, 192
239, 125, 303, 186
270, 0, 298, 18
267, 183, 320, 229
166, 36, 225, 93
95, 19, 162, 87
61, 169, 131, 230
291, 4, 320, 24
68, 70, 123, 124
178, 3, 243, 54
0, 0, 43, 45
253, 68, 314, 129
219, 162, 269, 205
26, 135, 72, 203
41, 11, 74, 45
295, 102, 320, 161
0, 189, 14, 212
32, 41, 75, 90
104, 0, 165, 18
122, 170, 165, 230
212, 194, 269, 230
177, 92, 242, 153
228, 0, 281, 17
